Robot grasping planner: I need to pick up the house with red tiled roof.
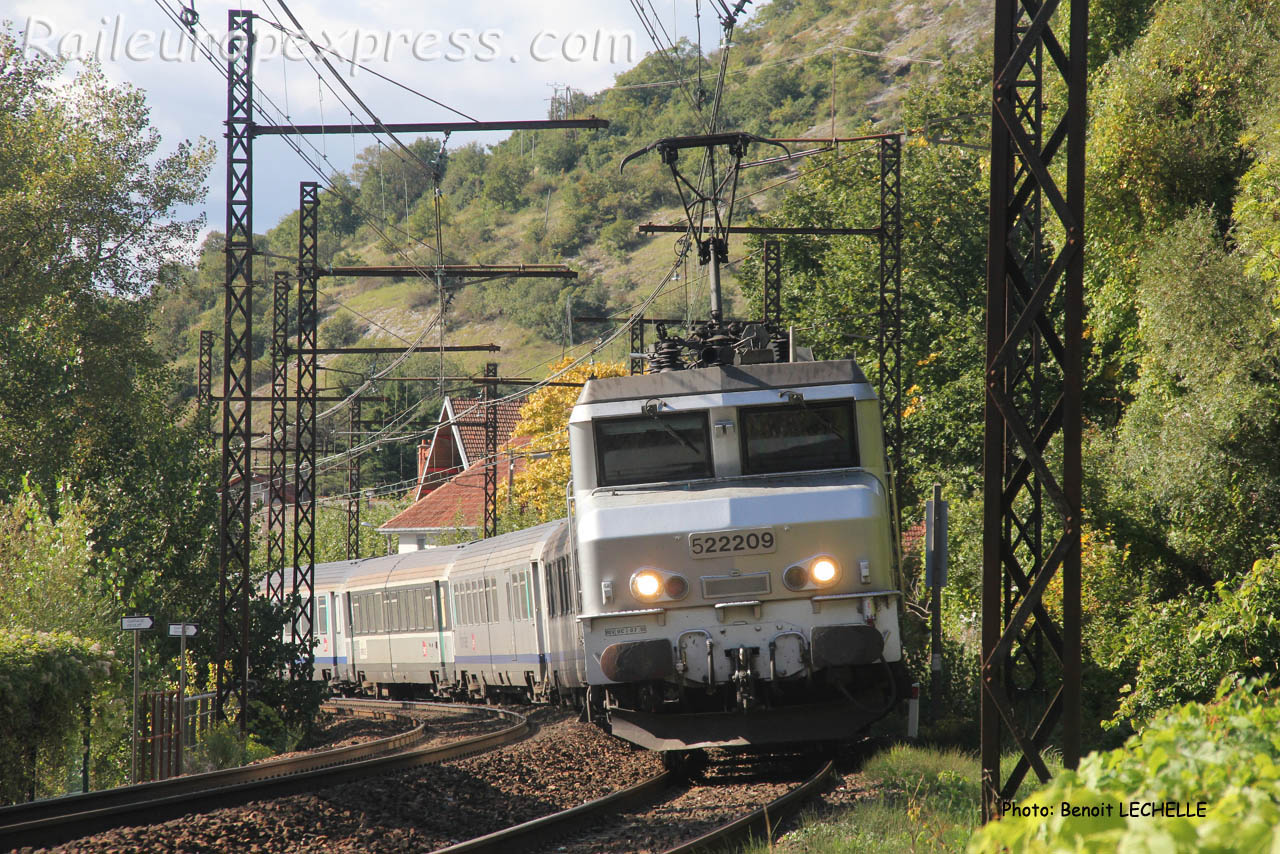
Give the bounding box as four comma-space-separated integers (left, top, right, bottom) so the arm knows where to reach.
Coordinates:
411, 396, 524, 501
380, 395, 527, 551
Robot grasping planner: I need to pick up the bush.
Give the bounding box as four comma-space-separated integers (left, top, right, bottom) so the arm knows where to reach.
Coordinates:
599, 217, 640, 258
969, 678, 1280, 854
1111, 556, 1280, 725
320, 312, 361, 348
0, 630, 112, 802
185, 721, 274, 773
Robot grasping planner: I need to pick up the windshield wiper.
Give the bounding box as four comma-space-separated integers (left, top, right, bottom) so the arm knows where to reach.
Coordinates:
792, 397, 844, 439
648, 412, 702, 457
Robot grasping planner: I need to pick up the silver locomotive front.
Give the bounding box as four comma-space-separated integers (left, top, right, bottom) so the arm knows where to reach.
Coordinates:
569, 360, 909, 750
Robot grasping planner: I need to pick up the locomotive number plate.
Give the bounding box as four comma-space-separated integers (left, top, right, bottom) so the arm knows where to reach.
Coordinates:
688, 527, 776, 559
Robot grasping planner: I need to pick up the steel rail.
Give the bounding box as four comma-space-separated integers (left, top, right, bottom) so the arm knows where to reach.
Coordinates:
0, 701, 527, 850
0, 699, 422, 827
432, 758, 834, 854
662, 760, 836, 854
431, 769, 676, 854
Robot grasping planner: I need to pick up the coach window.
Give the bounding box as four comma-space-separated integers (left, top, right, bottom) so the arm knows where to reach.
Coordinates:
546, 564, 559, 616
594, 411, 712, 486
739, 400, 858, 475
317, 596, 329, 636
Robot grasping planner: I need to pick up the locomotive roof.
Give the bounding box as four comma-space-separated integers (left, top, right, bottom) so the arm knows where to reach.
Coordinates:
576, 359, 871, 405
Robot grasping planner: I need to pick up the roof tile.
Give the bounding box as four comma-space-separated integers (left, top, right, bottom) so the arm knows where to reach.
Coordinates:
384, 437, 528, 532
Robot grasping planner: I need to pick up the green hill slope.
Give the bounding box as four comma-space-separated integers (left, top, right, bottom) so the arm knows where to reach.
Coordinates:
151, 0, 991, 489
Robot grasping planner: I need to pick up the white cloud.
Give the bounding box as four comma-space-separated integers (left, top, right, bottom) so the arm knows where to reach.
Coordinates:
10, 1, 759, 232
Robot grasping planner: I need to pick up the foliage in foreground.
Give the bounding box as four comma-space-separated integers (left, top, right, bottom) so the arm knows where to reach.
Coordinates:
968, 679, 1280, 853
1101, 556, 1280, 726
750, 745, 1055, 854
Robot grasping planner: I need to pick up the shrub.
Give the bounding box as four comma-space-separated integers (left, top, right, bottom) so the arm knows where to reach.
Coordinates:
0, 630, 112, 802
969, 678, 1280, 853
599, 217, 640, 258
1111, 555, 1280, 725
185, 721, 274, 773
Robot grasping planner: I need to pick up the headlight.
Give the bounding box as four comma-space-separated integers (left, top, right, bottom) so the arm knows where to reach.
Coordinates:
631, 570, 662, 600
664, 575, 689, 599
810, 557, 839, 585
783, 565, 808, 591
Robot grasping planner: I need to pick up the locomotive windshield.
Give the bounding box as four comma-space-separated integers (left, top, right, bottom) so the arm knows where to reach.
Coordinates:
594, 411, 712, 486
739, 400, 858, 474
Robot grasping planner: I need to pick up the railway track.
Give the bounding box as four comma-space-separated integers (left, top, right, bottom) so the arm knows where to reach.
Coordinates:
432, 753, 837, 854
0, 700, 526, 851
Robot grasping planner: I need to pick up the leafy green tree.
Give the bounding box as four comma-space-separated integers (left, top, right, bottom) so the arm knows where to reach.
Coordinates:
1102, 211, 1280, 581
0, 32, 213, 498
320, 311, 362, 348
482, 148, 532, 211
0, 480, 113, 637
439, 142, 489, 207
351, 137, 440, 227
1086, 0, 1280, 402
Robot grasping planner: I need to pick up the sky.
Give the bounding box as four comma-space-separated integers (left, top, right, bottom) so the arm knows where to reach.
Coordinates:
9, 0, 759, 239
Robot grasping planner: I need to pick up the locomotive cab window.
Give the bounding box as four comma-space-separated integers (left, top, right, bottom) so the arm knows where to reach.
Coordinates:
739, 400, 858, 474
594, 411, 712, 486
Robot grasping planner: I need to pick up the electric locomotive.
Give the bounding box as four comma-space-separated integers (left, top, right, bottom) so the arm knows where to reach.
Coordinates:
569, 358, 911, 750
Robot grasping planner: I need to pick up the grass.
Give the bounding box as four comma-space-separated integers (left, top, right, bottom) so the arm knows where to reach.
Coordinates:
740, 744, 1063, 854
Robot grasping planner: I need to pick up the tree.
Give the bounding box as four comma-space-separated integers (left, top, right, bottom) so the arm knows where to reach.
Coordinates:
482, 148, 532, 211
504, 358, 626, 521
0, 28, 255, 789
1085, 0, 1280, 403
0, 30, 213, 498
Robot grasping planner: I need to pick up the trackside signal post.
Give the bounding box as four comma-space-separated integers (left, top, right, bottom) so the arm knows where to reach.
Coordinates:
925, 485, 948, 719
120, 615, 154, 784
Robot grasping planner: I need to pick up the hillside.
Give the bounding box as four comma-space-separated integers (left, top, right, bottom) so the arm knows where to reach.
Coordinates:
150, 0, 990, 489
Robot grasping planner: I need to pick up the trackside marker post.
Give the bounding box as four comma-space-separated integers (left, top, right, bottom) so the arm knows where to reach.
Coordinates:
169, 623, 199, 775
120, 615, 154, 784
